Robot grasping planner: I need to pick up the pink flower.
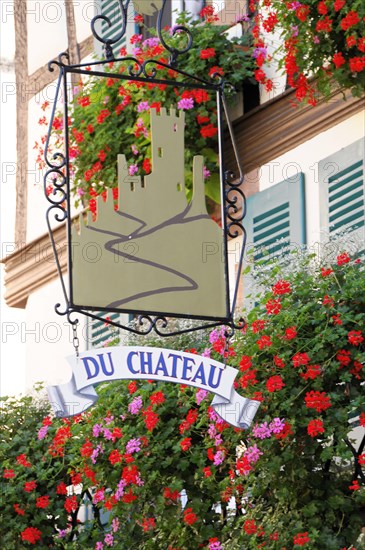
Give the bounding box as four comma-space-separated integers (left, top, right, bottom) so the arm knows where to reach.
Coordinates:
244, 444, 263, 464
252, 422, 272, 439
269, 417, 285, 434
92, 423, 103, 437
128, 164, 138, 176
37, 425, 49, 440
112, 518, 120, 533
209, 538, 223, 550
93, 488, 105, 504
177, 97, 194, 110
126, 438, 141, 454
104, 533, 114, 546
196, 388, 208, 404
129, 396, 143, 414
203, 166, 211, 179
137, 101, 150, 112
213, 450, 225, 465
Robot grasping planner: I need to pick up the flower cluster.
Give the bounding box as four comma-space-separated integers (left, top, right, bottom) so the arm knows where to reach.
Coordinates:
250, 0, 365, 104
1, 252, 364, 548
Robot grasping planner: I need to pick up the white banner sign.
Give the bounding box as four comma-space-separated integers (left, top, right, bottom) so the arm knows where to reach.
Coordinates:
47, 346, 260, 429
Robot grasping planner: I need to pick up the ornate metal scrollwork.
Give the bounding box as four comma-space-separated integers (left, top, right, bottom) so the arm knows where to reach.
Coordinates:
90, 0, 194, 65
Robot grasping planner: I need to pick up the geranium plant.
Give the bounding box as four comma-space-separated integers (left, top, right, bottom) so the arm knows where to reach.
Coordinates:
251, 0, 365, 104
1, 250, 364, 548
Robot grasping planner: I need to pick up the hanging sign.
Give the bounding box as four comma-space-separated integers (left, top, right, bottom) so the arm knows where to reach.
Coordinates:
70, 105, 228, 321
47, 346, 260, 429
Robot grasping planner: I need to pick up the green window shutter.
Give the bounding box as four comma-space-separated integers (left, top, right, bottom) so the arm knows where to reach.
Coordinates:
88, 312, 120, 348
242, 174, 306, 302
99, 0, 138, 57
245, 173, 306, 262
319, 139, 365, 249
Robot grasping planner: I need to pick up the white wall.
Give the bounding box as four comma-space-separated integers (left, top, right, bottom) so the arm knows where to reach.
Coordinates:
25, 278, 88, 388
0, 1, 27, 396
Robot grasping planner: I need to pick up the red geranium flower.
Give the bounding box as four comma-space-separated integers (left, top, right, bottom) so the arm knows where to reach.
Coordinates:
109, 449, 123, 465
80, 439, 93, 458
143, 158, 152, 174
24, 480, 37, 492
272, 279, 291, 295
337, 252, 350, 265
183, 507, 198, 525
64, 495, 78, 513
77, 95, 90, 107
284, 326, 297, 340
150, 391, 165, 405
243, 519, 257, 535
200, 124, 218, 138
275, 422, 293, 440
14, 503, 25, 516
293, 531, 310, 546
3, 469, 15, 478
56, 482, 68, 495
128, 381, 137, 394
36, 495, 50, 509
307, 419, 325, 437
142, 406, 159, 431
349, 480, 360, 491
300, 364, 321, 380
257, 335, 272, 350
122, 489, 137, 503
322, 294, 334, 307
141, 517, 155, 532
266, 298, 281, 315
16, 453, 31, 467
321, 267, 333, 277
292, 352, 310, 367
333, 52, 346, 68
200, 48, 215, 59
336, 349, 351, 365
180, 437, 192, 451
348, 330, 364, 346
163, 487, 180, 501
209, 66, 224, 77
341, 11, 360, 31
252, 320, 266, 333
304, 391, 332, 412
21, 527, 42, 545
203, 466, 212, 477
266, 375, 285, 392
274, 355, 285, 368
239, 355, 253, 371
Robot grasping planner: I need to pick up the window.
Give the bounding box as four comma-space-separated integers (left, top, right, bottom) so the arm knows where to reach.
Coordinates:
242, 173, 306, 303
319, 139, 364, 255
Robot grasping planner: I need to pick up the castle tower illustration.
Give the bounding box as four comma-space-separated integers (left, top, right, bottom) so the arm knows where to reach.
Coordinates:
117, 108, 206, 227
71, 107, 227, 318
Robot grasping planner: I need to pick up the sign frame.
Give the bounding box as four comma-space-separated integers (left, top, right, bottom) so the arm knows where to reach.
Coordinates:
44, 1, 246, 337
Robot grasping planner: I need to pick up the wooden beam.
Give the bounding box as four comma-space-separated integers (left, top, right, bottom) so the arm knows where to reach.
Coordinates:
14, 0, 28, 243
225, 87, 365, 175
26, 35, 94, 98
64, 0, 81, 89
1, 223, 68, 309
